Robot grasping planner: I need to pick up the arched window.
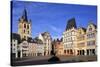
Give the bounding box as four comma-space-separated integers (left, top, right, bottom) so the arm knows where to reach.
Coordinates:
24, 24, 26, 28
24, 36, 26, 39
64, 50, 66, 54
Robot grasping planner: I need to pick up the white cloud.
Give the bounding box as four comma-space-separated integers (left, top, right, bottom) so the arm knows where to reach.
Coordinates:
50, 25, 62, 33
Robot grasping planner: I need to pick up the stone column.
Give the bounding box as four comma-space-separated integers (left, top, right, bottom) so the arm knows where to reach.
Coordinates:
89, 50, 90, 56
95, 48, 97, 55
84, 49, 87, 56
35, 52, 37, 56
20, 51, 23, 58
15, 51, 18, 58
74, 49, 77, 56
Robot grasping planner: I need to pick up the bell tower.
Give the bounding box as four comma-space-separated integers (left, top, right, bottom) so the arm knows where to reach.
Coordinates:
18, 9, 32, 40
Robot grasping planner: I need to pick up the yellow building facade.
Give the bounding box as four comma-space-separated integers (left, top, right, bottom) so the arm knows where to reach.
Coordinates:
38, 32, 52, 56
18, 9, 32, 40
77, 28, 86, 56
54, 39, 64, 56
62, 18, 97, 56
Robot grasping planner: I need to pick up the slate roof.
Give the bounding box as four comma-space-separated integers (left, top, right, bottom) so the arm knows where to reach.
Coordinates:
66, 18, 77, 30
91, 23, 97, 29
11, 33, 21, 44
41, 32, 49, 37
81, 27, 86, 32
21, 9, 28, 22
78, 27, 86, 32
33, 37, 43, 44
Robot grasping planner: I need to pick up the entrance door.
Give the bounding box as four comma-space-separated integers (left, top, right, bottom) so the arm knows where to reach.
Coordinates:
82, 50, 85, 55
92, 49, 95, 55
87, 50, 89, 55
18, 51, 20, 58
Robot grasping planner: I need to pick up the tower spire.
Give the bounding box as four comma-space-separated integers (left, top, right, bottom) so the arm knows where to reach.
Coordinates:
21, 8, 28, 22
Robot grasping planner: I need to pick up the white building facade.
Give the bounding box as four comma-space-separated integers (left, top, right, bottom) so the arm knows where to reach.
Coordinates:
36, 43, 45, 56
77, 28, 87, 56
11, 33, 21, 58
19, 40, 29, 58
38, 32, 52, 56
63, 18, 97, 56
86, 23, 97, 56
28, 42, 37, 57
63, 18, 77, 56
63, 28, 77, 56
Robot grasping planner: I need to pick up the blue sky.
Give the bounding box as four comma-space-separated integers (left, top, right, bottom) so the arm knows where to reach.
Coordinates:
11, 1, 97, 39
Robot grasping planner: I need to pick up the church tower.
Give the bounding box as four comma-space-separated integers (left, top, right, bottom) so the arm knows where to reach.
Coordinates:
18, 9, 32, 40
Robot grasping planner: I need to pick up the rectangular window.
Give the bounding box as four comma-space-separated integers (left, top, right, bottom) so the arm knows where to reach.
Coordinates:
71, 37, 72, 41
66, 39, 67, 42
14, 44, 15, 46
87, 41, 90, 46
72, 31, 75, 35
27, 25, 29, 29
92, 41, 95, 45
28, 31, 29, 34
87, 33, 95, 39
91, 33, 95, 38
87, 41, 95, 46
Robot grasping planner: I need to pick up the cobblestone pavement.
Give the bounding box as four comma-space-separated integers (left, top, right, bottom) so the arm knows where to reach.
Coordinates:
58, 55, 97, 62
15, 56, 52, 62
11, 55, 97, 66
